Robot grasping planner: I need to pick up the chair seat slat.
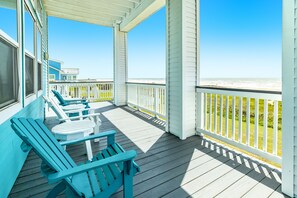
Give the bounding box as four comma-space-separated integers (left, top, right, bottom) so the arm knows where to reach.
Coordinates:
96, 154, 115, 185
86, 161, 101, 195
102, 150, 121, 177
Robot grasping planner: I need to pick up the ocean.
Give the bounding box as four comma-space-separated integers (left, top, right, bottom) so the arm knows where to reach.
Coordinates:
126, 78, 281, 91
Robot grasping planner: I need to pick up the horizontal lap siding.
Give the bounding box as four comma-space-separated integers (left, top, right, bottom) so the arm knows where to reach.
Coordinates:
0, 97, 44, 198
42, 13, 48, 96
295, 2, 297, 196
167, 0, 183, 136
167, 0, 197, 139
114, 27, 127, 106
182, 0, 197, 138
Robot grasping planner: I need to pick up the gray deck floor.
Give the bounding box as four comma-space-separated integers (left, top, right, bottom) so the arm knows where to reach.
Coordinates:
9, 102, 287, 198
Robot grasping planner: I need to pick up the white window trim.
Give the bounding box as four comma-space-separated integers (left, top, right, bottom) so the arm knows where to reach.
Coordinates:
49, 74, 56, 81
0, 102, 22, 125
0, 28, 21, 123
0, 30, 19, 48
24, 93, 37, 107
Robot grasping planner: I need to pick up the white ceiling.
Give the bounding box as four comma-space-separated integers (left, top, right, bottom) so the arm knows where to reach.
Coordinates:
43, 0, 165, 32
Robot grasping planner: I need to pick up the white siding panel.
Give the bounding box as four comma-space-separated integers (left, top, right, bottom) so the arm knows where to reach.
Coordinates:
166, 0, 197, 139
113, 25, 127, 106
42, 13, 48, 97
282, 0, 297, 196
294, 2, 297, 197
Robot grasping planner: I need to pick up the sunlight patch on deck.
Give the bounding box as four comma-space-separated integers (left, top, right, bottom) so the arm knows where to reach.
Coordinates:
102, 108, 165, 153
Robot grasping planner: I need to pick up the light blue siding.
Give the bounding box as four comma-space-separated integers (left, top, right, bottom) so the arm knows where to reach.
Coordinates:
0, 97, 44, 198
49, 67, 61, 80
49, 60, 62, 80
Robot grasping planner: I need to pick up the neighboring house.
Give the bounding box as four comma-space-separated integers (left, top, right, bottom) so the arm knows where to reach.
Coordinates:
61, 68, 79, 80
49, 59, 79, 81
48, 59, 63, 81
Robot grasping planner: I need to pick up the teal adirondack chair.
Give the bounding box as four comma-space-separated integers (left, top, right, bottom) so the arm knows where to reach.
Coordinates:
11, 118, 140, 198
52, 90, 90, 108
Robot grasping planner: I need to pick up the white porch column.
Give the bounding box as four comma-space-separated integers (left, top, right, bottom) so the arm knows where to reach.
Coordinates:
113, 24, 128, 106
166, 0, 199, 139
282, 0, 295, 196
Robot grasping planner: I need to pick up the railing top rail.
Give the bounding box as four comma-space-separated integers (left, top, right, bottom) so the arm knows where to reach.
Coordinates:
49, 81, 114, 84
196, 86, 282, 95
126, 82, 166, 87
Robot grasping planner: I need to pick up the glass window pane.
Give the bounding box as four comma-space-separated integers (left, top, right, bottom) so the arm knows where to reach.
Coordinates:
38, 62, 42, 90
37, 30, 41, 61
25, 6, 34, 54
25, 55, 34, 96
0, 0, 17, 41
0, 37, 19, 108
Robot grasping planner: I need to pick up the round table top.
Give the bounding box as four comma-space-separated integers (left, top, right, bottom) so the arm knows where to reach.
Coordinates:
62, 104, 86, 111
52, 120, 95, 134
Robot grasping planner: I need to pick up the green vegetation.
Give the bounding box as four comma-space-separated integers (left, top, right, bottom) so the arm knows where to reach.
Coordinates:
204, 94, 282, 167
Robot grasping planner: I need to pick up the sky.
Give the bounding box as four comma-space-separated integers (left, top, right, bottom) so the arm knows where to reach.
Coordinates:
0, 0, 282, 79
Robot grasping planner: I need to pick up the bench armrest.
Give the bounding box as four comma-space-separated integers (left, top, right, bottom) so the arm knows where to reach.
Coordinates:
59, 113, 101, 121
63, 107, 97, 114
60, 130, 115, 146
47, 150, 136, 184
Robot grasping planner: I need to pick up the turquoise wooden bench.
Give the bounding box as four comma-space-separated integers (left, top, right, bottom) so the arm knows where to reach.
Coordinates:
11, 118, 140, 198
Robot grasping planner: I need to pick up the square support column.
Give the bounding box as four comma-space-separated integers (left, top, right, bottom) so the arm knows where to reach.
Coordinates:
113, 24, 128, 106
166, 0, 199, 139
282, 0, 295, 196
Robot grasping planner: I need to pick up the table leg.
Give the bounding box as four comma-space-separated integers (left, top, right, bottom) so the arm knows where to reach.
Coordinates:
85, 140, 93, 161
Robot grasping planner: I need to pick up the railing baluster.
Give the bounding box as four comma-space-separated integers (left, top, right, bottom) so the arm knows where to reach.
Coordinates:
232, 96, 236, 140
220, 95, 223, 135
263, 99, 268, 152
238, 97, 242, 143
154, 88, 158, 115
225, 96, 229, 137
209, 94, 212, 131
254, 98, 259, 148
204, 93, 208, 130
273, 100, 278, 155
214, 94, 217, 134
246, 98, 250, 145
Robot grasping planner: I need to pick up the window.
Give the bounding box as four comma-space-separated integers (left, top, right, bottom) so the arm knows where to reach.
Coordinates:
25, 6, 34, 54
49, 74, 56, 81
25, 55, 34, 96
0, 37, 19, 109
0, 0, 17, 41
38, 62, 42, 90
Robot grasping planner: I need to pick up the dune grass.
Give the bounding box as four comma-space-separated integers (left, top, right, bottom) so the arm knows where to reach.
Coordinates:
204, 95, 282, 167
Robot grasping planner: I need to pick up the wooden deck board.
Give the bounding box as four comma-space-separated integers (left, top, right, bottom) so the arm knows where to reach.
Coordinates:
9, 102, 285, 198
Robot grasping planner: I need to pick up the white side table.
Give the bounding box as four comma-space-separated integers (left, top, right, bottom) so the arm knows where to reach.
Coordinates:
52, 120, 96, 160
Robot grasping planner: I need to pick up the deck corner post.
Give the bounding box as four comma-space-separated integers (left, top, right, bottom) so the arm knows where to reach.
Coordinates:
166, 0, 200, 140
282, 0, 295, 196
113, 24, 128, 106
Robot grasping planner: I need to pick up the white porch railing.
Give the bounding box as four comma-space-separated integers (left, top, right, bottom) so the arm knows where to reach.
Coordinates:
126, 82, 166, 119
196, 86, 282, 164
49, 81, 113, 102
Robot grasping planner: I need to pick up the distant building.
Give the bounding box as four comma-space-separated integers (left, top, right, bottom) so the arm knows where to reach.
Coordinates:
49, 59, 79, 81
61, 68, 79, 80
49, 59, 63, 81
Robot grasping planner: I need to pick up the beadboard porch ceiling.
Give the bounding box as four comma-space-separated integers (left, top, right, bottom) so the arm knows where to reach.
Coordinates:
43, 0, 165, 31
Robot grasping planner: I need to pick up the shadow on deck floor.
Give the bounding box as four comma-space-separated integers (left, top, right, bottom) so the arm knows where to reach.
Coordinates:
9, 102, 287, 198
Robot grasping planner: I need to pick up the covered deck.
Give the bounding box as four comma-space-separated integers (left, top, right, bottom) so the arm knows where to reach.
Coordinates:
9, 102, 285, 198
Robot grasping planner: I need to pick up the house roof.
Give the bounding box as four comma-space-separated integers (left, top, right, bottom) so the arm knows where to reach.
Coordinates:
43, 0, 165, 32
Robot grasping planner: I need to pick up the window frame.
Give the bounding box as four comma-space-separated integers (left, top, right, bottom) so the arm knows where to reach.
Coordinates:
49, 74, 56, 81
0, 0, 22, 124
